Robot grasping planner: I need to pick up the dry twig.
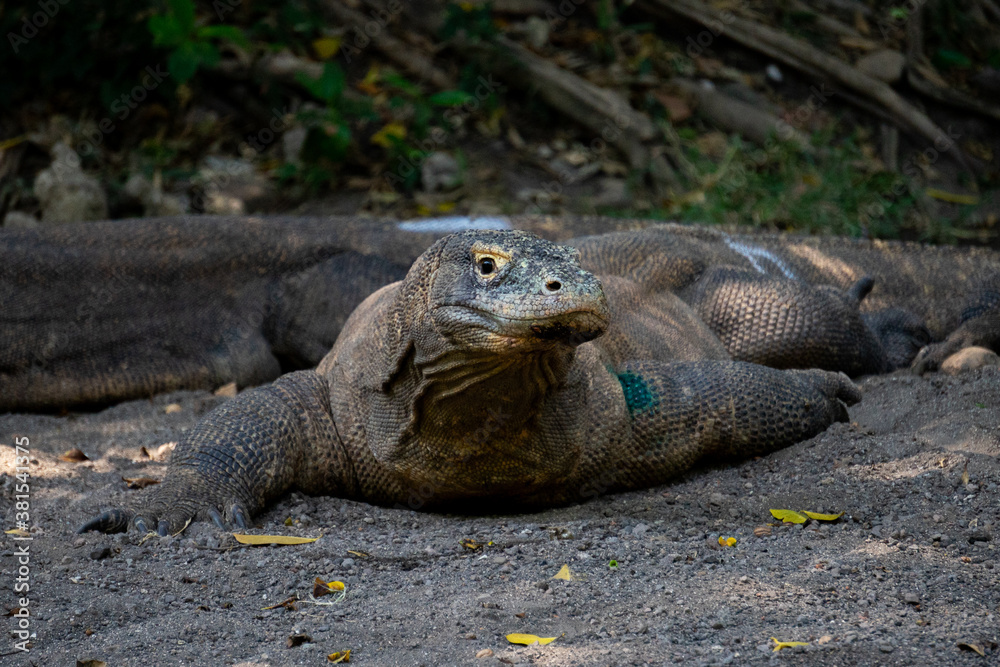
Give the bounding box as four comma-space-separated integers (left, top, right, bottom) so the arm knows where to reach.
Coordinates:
638, 0, 969, 167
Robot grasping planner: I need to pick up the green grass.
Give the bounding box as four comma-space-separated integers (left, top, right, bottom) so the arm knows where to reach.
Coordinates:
601, 132, 921, 239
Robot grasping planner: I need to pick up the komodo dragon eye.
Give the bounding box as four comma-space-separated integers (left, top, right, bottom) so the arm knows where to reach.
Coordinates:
471, 246, 510, 279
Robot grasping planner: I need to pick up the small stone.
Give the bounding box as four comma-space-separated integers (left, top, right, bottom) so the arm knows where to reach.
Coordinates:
903, 592, 919, 604
341, 558, 355, 568
214, 382, 238, 398
856, 50, 906, 84
941, 346, 1000, 375
89, 546, 112, 561
475, 648, 494, 658
632, 523, 650, 536
878, 643, 895, 653
164, 403, 182, 414
33, 142, 108, 223
421, 152, 461, 192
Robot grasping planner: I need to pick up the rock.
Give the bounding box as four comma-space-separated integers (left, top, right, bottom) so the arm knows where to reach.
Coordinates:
123, 173, 187, 217
941, 346, 1000, 374
3, 211, 40, 229
591, 178, 629, 208
197, 156, 274, 213
89, 546, 112, 560
421, 152, 461, 192
856, 50, 906, 84
33, 142, 108, 223
282, 126, 308, 165
524, 16, 549, 49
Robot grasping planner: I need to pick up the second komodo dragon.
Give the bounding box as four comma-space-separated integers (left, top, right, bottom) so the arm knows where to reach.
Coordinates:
85, 225, 929, 534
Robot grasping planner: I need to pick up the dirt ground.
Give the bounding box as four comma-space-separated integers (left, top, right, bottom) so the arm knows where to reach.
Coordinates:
1, 364, 998, 666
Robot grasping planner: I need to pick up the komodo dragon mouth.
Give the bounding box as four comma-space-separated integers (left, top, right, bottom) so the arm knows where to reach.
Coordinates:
431, 305, 609, 346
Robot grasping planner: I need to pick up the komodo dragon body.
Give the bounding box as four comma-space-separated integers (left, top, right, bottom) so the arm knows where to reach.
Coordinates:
63, 220, 1000, 534
4, 215, 999, 413
81, 229, 866, 533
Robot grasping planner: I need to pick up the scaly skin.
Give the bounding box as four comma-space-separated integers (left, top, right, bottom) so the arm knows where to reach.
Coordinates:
80, 230, 862, 534
6, 216, 999, 411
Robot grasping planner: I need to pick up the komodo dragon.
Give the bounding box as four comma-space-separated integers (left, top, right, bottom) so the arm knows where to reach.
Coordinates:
72, 224, 999, 534
3, 215, 999, 413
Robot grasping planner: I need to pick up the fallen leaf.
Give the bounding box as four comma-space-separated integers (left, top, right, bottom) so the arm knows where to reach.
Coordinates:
214, 382, 238, 398
753, 525, 772, 538
123, 477, 160, 489
926, 188, 979, 205
769, 509, 807, 524
817, 635, 834, 645
801, 511, 844, 521
771, 637, 809, 651
652, 91, 692, 123
284, 517, 294, 526
515, 612, 526, 618
957, 642, 985, 657
506, 633, 557, 646
718, 536, 737, 547
552, 564, 579, 581
287, 633, 312, 648
962, 462, 970, 485
370, 123, 407, 148
313, 37, 341, 60
232, 534, 320, 546
76, 661, 107, 667
262, 595, 299, 611
5, 528, 30, 537
59, 448, 89, 462
608, 559, 619, 568
141, 442, 177, 460
313, 577, 346, 598
475, 648, 494, 658
327, 649, 351, 663
347, 550, 369, 558
461, 538, 483, 550
164, 403, 182, 414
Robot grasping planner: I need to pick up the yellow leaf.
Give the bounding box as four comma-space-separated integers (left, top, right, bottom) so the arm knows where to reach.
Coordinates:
506, 633, 557, 646
926, 188, 979, 205
313, 37, 342, 60
957, 642, 985, 657
552, 564, 575, 580
370, 122, 407, 148
0, 135, 26, 151
327, 649, 351, 662
718, 536, 737, 547
802, 511, 844, 521
5, 528, 29, 537
772, 637, 809, 651
436, 201, 457, 213
232, 533, 320, 546
769, 509, 807, 524
461, 538, 483, 550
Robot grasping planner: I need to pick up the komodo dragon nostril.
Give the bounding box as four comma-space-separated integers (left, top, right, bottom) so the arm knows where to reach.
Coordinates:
545, 280, 562, 293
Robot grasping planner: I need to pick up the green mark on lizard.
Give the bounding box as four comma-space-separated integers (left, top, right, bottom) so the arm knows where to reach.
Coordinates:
617, 371, 658, 415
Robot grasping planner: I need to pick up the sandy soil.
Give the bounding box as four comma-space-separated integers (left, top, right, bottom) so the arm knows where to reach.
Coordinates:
1, 366, 998, 666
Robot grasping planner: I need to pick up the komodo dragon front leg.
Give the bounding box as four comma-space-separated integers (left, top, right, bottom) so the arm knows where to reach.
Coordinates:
78, 370, 354, 535
596, 360, 861, 494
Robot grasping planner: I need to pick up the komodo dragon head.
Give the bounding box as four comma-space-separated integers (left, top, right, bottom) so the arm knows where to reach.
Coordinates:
352, 230, 611, 484
425, 230, 611, 352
